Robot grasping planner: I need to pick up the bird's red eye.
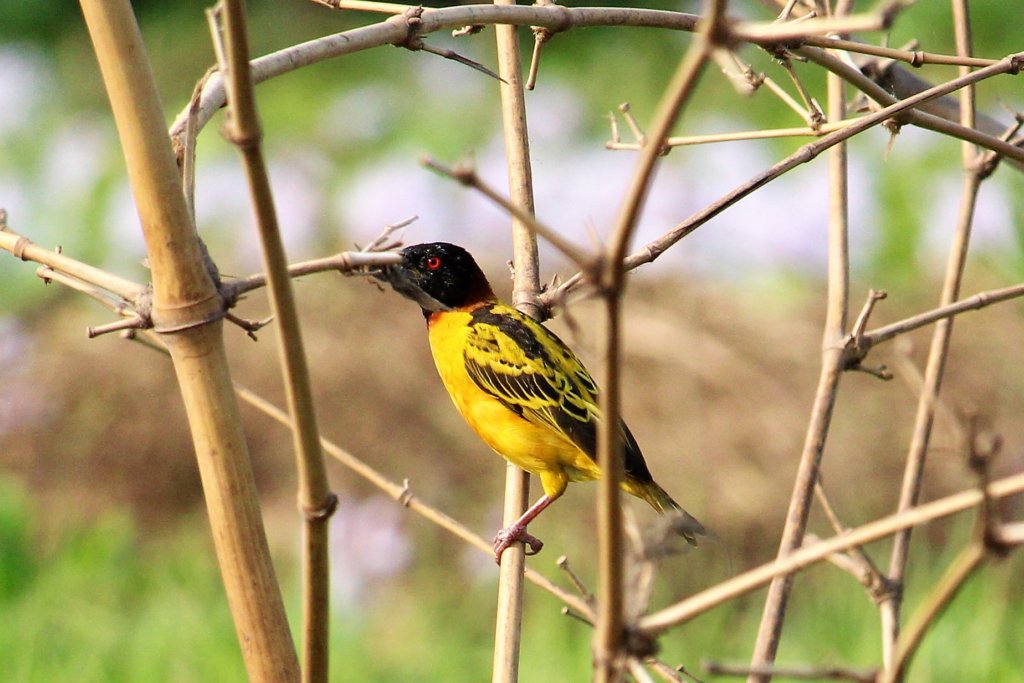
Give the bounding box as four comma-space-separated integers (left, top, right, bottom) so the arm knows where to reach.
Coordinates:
425, 256, 442, 270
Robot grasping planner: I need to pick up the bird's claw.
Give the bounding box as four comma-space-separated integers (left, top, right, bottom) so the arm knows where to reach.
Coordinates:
493, 524, 544, 563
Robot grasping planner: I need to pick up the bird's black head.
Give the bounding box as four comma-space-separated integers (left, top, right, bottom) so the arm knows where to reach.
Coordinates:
389, 242, 495, 315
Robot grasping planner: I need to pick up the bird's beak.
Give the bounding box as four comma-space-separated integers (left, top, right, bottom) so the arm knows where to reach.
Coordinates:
376, 261, 451, 313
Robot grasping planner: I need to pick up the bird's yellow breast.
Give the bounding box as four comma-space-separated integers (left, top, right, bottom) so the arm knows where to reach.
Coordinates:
427, 309, 599, 494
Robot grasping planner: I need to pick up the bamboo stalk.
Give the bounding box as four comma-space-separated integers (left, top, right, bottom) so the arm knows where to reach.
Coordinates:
215, 2, 335, 682
491, 4, 540, 681
77, 1, 299, 680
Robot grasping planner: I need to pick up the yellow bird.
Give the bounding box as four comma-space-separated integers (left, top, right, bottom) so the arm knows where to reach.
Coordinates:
380, 242, 706, 561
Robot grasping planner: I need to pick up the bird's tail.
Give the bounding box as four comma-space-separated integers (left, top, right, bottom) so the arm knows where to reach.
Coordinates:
626, 480, 709, 546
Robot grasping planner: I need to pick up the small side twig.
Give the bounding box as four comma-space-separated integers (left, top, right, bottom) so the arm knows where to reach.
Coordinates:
420, 156, 592, 272
860, 281, 1024, 349
704, 660, 876, 683
223, 249, 403, 302
393, 6, 506, 83
556, 555, 595, 605
812, 481, 891, 599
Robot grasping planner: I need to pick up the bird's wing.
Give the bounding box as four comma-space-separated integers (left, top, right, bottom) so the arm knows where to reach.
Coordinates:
463, 304, 601, 458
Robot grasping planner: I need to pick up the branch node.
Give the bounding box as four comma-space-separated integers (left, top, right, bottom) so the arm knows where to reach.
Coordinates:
225, 311, 273, 341
844, 288, 888, 371
12, 235, 33, 261
624, 625, 659, 660
397, 478, 415, 507
870, 576, 903, 606
302, 492, 339, 522
1007, 52, 1023, 76
152, 306, 227, 334
451, 24, 484, 38
393, 6, 505, 84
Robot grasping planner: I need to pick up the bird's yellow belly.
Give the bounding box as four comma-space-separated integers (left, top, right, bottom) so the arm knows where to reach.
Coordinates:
428, 312, 600, 487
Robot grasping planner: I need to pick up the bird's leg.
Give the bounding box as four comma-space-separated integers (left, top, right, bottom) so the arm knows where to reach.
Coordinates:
493, 494, 555, 563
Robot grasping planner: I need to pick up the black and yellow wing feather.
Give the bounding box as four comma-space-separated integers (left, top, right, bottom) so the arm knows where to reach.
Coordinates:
463, 303, 656, 486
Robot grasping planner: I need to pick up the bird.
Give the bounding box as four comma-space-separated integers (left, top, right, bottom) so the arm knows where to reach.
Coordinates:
378, 242, 707, 562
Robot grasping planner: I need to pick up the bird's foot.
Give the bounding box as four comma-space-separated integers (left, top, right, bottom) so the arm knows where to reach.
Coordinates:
493, 523, 544, 563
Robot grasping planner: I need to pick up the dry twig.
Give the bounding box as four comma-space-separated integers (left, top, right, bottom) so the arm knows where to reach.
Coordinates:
212, 3, 335, 680
491, 5, 540, 680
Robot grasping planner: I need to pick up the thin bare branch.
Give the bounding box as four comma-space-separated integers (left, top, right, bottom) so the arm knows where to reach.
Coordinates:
705, 660, 876, 682
802, 34, 999, 68
169, 6, 706, 142
0, 221, 146, 303
813, 484, 890, 597
860, 282, 1024, 349
543, 51, 1024, 308
730, 4, 900, 42
881, 6, 986, 668
557, 555, 596, 604
421, 156, 593, 273
606, 115, 864, 150
795, 46, 1024, 167
223, 250, 402, 301
593, 2, 723, 678
491, 3, 540, 679
638, 471, 1024, 634
214, 2, 334, 680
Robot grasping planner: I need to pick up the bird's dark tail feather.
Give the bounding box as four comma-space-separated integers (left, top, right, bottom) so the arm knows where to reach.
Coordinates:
632, 481, 709, 546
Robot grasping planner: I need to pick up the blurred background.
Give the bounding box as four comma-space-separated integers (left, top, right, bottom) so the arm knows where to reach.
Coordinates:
2, 1, 1023, 680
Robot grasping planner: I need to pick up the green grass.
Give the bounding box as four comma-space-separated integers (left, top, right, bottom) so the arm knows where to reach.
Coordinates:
0, 477, 1021, 681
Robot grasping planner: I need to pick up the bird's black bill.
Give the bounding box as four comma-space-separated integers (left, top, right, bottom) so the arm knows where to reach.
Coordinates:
375, 263, 452, 313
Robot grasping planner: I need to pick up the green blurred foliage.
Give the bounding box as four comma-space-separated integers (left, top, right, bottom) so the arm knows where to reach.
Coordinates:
1, 477, 1020, 681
